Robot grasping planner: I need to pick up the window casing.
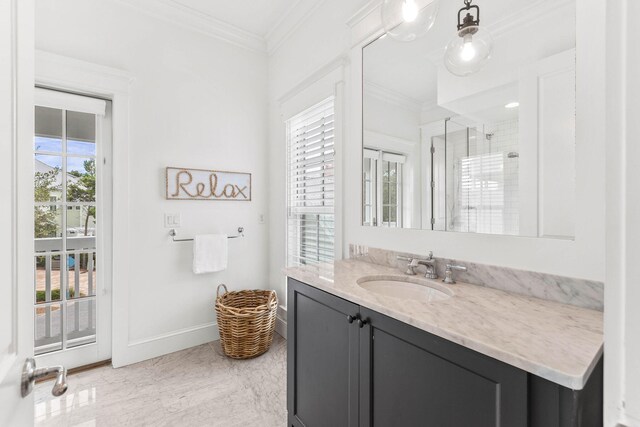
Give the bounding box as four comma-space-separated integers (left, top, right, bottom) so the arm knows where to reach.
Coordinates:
286, 97, 335, 266
363, 148, 404, 228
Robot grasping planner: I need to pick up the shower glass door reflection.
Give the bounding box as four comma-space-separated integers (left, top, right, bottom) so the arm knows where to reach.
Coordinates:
432, 118, 520, 236
33, 89, 111, 366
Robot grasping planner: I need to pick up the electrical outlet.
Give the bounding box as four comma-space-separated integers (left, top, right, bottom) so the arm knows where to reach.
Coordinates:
164, 213, 181, 228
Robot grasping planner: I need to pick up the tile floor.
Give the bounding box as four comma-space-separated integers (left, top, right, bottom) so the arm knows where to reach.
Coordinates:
34, 335, 287, 426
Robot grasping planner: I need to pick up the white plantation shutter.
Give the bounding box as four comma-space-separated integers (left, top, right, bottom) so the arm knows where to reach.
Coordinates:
459, 152, 505, 234
286, 97, 335, 266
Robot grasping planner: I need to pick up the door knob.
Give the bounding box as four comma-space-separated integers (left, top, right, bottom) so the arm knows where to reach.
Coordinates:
357, 318, 368, 328
21, 358, 68, 398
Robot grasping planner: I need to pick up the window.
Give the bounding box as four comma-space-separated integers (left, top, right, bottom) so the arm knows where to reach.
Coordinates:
286, 97, 335, 267
362, 148, 404, 227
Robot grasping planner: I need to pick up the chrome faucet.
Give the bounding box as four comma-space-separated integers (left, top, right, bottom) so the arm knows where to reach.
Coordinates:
443, 264, 467, 284
397, 252, 438, 279
416, 251, 438, 280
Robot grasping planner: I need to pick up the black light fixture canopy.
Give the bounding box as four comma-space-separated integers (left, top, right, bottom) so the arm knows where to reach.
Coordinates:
457, 0, 480, 36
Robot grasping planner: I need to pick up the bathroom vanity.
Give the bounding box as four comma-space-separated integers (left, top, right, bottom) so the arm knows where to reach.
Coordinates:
285, 260, 603, 427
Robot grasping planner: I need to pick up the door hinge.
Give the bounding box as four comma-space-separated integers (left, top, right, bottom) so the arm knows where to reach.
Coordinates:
430, 146, 435, 154
431, 180, 435, 189
431, 217, 435, 225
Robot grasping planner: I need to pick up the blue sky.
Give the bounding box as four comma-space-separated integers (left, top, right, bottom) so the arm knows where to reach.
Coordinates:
35, 136, 95, 174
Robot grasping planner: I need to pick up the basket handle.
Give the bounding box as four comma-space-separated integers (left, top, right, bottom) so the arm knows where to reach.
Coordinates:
216, 284, 228, 298
267, 290, 277, 306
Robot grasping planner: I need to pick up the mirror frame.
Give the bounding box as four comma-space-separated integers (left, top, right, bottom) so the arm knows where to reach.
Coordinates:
346, 0, 605, 281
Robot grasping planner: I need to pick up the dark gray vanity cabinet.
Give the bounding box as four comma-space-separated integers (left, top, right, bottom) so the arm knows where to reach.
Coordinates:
287, 279, 360, 427
358, 306, 527, 427
287, 278, 603, 427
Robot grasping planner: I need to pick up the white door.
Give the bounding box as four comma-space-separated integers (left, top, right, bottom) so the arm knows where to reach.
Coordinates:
33, 88, 112, 370
0, 0, 36, 425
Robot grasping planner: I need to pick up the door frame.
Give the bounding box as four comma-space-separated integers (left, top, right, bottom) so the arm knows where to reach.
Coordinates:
34, 50, 132, 368
33, 88, 113, 369
0, 0, 34, 425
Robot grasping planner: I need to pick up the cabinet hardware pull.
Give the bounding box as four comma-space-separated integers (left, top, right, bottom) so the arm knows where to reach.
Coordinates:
358, 318, 368, 328
347, 315, 356, 324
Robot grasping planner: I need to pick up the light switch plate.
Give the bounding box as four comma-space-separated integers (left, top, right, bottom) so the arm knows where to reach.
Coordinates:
164, 213, 181, 228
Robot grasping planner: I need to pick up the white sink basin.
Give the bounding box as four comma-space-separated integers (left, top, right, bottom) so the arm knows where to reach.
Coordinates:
356, 275, 453, 302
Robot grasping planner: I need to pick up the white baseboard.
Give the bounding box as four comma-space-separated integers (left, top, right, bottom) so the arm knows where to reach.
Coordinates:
113, 322, 220, 368
275, 305, 287, 339
114, 306, 288, 368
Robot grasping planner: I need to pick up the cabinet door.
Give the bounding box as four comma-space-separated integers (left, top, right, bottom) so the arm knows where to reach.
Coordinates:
359, 307, 528, 427
287, 279, 360, 427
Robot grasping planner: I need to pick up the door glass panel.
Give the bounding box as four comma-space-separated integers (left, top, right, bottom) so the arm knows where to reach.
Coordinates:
34, 206, 63, 252
67, 252, 96, 299
33, 98, 100, 355
66, 205, 96, 242
67, 111, 96, 155
35, 255, 62, 304
66, 157, 95, 198
35, 106, 62, 152
66, 299, 96, 349
35, 303, 63, 355
34, 154, 62, 203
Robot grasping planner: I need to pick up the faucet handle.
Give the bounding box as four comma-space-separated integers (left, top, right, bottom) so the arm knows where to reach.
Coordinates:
426, 251, 434, 260
396, 256, 418, 275
443, 264, 467, 284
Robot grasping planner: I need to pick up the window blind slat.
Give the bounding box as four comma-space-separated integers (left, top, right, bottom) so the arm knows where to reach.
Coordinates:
287, 97, 336, 267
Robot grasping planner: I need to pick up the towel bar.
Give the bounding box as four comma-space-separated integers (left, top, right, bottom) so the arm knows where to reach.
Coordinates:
169, 227, 244, 242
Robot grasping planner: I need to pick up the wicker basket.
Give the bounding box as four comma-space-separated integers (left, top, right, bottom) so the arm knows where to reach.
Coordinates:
215, 284, 278, 359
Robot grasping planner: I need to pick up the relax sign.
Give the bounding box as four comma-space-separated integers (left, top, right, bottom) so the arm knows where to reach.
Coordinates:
166, 167, 251, 201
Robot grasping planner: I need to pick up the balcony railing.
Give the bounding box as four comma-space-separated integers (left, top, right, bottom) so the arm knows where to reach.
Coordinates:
35, 236, 96, 355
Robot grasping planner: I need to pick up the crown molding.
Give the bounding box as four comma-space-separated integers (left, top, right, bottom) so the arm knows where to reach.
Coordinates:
364, 80, 423, 113
278, 54, 349, 105
266, 0, 328, 56
114, 0, 267, 55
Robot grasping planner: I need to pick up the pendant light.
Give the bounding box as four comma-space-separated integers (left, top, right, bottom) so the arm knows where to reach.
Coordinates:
444, 0, 493, 76
381, 0, 440, 42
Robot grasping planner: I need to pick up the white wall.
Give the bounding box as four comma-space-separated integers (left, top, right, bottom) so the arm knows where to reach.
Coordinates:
36, 0, 269, 366
267, 0, 371, 302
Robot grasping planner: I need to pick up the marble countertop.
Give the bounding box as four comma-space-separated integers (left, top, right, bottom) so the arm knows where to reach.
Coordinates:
284, 259, 603, 390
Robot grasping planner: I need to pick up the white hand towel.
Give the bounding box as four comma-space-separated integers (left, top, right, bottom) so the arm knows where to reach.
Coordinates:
193, 234, 228, 274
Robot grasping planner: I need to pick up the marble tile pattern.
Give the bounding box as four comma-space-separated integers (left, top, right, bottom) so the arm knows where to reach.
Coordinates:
284, 259, 603, 390
34, 335, 287, 427
349, 244, 604, 311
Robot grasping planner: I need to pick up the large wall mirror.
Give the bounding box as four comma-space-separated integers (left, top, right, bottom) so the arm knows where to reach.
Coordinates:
362, 0, 576, 239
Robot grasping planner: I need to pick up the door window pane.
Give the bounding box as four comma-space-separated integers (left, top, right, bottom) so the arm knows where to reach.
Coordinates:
67, 252, 96, 299
66, 205, 96, 241
35, 255, 62, 304
67, 111, 96, 155
35, 304, 63, 355
34, 155, 62, 202
67, 158, 96, 203
35, 106, 62, 152
66, 299, 96, 348
34, 206, 63, 253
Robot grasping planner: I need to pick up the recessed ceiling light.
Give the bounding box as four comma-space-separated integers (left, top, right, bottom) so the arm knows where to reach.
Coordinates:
505, 102, 519, 109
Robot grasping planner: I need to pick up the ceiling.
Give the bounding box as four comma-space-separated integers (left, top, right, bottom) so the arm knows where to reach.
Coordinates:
363, 0, 576, 122
170, 0, 297, 37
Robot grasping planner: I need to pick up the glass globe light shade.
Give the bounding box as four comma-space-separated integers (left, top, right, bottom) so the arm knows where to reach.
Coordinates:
444, 26, 493, 76
381, 0, 440, 42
